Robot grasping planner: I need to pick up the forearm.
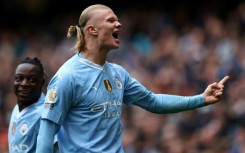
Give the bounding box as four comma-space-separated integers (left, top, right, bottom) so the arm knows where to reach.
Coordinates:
36, 119, 60, 153
135, 93, 205, 114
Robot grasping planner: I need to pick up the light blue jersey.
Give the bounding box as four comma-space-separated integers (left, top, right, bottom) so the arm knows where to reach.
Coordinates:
8, 93, 45, 153
42, 53, 205, 153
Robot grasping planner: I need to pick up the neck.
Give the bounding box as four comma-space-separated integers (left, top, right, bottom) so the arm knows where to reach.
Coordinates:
18, 102, 27, 112
81, 49, 109, 65
17, 96, 40, 112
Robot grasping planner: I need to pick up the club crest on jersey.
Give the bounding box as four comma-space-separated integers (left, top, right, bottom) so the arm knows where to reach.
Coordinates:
47, 87, 57, 103
115, 78, 122, 89
20, 124, 28, 135
12, 122, 16, 135
104, 79, 113, 93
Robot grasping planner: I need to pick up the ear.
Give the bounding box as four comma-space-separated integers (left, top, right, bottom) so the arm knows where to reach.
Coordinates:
87, 25, 98, 36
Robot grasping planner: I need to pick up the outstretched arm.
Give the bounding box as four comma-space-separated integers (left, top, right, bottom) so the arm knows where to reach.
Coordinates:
126, 76, 229, 114
36, 119, 60, 153
203, 76, 229, 105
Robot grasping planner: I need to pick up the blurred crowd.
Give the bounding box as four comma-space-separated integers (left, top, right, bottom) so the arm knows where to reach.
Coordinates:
1, 2, 245, 153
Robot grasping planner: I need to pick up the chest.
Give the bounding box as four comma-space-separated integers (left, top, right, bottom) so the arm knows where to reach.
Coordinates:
8, 113, 40, 143
73, 69, 124, 116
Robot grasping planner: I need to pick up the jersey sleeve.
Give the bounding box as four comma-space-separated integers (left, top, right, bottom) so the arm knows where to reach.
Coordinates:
36, 119, 60, 153
41, 72, 74, 125
121, 67, 205, 113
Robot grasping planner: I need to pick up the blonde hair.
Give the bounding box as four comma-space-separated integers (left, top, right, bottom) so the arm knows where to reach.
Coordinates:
67, 4, 111, 52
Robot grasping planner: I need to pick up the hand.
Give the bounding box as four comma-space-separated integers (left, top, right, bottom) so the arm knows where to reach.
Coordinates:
203, 76, 229, 105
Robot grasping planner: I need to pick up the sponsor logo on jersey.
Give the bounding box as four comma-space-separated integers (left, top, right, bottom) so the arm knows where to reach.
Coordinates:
44, 103, 54, 110
12, 122, 16, 135
91, 100, 122, 118
104, 79, 113, 93
92, 86, 98, 91
91, 100, 122, 112
20, 124, 28, 135
9, 144, 29, 152
115, 78, 122, 89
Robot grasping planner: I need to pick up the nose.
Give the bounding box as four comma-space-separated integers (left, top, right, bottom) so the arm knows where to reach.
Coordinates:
20, 79, 30, 86
115, 21, 122, 29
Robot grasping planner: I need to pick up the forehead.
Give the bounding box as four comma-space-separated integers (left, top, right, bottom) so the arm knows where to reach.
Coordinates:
15, 63, 40, 75
90, 8, 118, 22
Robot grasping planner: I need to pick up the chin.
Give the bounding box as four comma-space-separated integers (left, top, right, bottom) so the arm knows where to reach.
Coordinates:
114, 42, 120, 48
108, 44, 119, 50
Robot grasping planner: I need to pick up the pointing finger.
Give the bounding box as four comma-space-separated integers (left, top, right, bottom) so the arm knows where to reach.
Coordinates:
218, 76, 229, 85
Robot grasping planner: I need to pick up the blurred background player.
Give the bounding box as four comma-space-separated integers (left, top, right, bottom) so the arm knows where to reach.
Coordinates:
8, 57, 58, 153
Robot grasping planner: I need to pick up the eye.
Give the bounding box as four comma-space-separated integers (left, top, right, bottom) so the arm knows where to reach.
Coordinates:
107, 17, 118, 23
107, 19, 114, 23
15, 75, 22, 82
29, 77, 38, 83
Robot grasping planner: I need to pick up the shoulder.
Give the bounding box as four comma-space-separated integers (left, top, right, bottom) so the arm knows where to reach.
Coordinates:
52, 54, 89, 82
30, 95, 45, 116
106, 63, 132, 82
107, 62, 128, 73
35, 94, 46, 109
10, 105, 19, 117
57, 54, 79, 75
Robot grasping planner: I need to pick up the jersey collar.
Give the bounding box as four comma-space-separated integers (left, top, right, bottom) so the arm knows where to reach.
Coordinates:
16, 93, 45, 119
78, 53, 107, 70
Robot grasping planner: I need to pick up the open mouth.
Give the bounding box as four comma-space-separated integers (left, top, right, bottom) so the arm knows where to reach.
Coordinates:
112, 32, 119, 39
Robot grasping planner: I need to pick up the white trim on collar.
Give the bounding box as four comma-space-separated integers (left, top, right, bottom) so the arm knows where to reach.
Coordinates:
78, 57, 107, 71
16, 93, 44, 119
